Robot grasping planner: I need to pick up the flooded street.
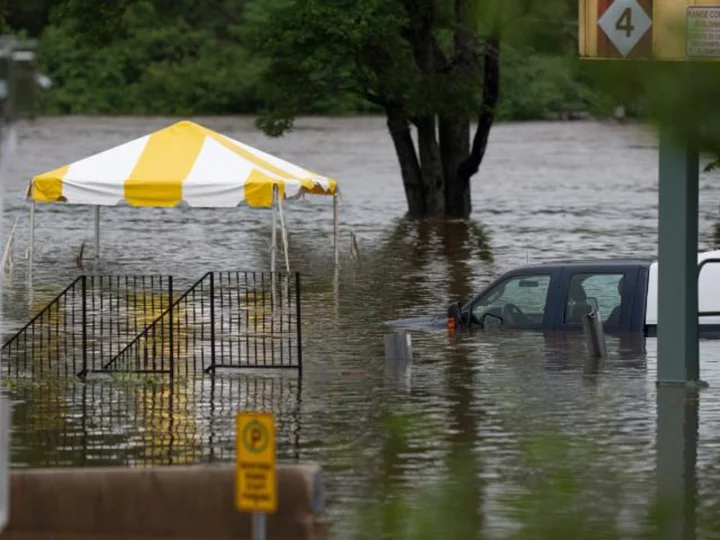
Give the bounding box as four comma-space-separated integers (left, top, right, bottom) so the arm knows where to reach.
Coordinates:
3, 116, 720, 537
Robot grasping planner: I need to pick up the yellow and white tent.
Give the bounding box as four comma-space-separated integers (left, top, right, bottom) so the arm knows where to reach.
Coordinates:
28, 120, 337, 208
25, 120, 341, 279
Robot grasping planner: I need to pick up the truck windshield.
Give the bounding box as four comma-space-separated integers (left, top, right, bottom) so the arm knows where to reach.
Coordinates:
470, 274, 551, 326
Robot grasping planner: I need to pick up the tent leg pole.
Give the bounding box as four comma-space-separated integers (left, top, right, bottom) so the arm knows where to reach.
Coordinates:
277, 191, 290, 274
271, 186, 277, 275
271, 186, 278, 314
333, 194, 339, 268
28, 202, 35, 286
94, 206, 100, 273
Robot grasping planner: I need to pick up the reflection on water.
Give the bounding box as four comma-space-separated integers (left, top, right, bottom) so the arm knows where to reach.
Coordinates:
3, 117, 720, 536
7, 374, 301, 468
656, 387, 699, 540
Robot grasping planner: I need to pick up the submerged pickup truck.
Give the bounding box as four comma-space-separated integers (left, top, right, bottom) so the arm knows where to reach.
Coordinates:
385, 250, 720, 337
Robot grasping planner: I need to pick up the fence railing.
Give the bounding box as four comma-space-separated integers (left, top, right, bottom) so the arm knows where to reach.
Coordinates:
101, 271, 302, 376
1, 271, 302, 378
2, 275, 172, 378
1, 276, 86, 378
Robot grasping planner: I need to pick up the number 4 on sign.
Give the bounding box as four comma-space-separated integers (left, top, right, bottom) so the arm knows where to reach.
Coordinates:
597, 0, 652, 58
616, 8, 634, 38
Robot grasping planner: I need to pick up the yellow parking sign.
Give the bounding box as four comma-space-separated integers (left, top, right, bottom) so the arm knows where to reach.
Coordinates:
236, 412, 277, 513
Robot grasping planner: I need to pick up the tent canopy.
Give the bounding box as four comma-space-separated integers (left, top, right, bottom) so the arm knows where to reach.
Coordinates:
28, 120, 338, 208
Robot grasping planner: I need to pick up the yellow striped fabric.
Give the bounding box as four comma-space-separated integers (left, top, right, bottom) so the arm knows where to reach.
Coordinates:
28, 120, 338, 208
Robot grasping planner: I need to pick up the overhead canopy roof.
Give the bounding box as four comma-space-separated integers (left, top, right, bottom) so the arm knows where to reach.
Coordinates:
28, 120, 338, 208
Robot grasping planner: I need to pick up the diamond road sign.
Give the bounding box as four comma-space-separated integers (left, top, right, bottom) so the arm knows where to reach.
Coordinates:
598, 0, 653, 57
580, 0, 720, 61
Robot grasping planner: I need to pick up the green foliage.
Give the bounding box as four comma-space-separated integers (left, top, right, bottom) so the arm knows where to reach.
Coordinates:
345, 411, 670, 539
576, 20, 720, 154
3, 0, 613, 122
352, 451, 481, 540
502, 430, 631, 539
2, 0, 54, 37
498, 49, 609, 120
249, 0, 422, 135
348, 410, 483, 540
33, 0, 266, 115
249, 0, 611, 137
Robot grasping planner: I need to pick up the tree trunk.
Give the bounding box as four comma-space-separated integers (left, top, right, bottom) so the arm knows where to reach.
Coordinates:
416, 116, 445, 215
385, 103, 426, 217
383, 0, 500, 220
438, 0, 481, 219
417, 36, 499, 220
440, 118, 471, 218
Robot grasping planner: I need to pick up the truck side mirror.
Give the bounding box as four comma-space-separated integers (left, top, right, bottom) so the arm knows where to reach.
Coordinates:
447, 301, 463, 330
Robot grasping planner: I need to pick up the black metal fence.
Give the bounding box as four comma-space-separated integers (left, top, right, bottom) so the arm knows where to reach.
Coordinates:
7, 375, 302, 467
102, 271, 302, 377
2, 276, 84, 378
1, 272, 302, 379
1, 275, 172, 378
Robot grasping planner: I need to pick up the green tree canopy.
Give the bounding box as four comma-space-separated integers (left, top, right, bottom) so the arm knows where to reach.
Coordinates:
2, 0, 612, 218
249, 0, 597, 218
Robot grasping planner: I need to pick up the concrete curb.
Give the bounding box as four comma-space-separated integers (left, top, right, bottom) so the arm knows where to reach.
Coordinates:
0, 464, 327, 540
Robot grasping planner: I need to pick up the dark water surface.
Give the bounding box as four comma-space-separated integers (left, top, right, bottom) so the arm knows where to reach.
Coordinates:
3, 116, 720, 537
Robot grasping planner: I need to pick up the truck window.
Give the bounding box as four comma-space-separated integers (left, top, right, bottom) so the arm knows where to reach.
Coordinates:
564, 273, 624, 325
471, 274, 551, 326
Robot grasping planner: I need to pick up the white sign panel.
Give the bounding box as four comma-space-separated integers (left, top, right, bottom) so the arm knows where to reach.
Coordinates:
598, 0, 653, 57
686, 6, 720, 58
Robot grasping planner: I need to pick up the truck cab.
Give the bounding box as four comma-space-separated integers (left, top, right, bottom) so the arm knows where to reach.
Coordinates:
458, 259, 649, 333
385, 250, 720, 337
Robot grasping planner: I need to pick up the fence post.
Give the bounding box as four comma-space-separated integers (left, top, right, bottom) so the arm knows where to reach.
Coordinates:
74, 277, 86, 377
384, 332, 413, 392
81, 276, 88, 377
295, 272, 302, 378
384, 332, 413, 362
209, 272, 216, 372
168, 276, 174, 377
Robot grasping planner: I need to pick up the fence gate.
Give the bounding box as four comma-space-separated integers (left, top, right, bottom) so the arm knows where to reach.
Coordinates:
1, 271, 302, 378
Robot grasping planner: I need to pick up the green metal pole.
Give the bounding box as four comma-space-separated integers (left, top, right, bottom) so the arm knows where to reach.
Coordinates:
0, 35, 11, 534
657, 128, 700, 385
656, 386, 698, 539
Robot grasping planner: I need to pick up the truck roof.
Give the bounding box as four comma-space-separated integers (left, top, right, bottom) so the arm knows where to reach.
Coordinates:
524, 250, 720, 271
513, 258, 655, 272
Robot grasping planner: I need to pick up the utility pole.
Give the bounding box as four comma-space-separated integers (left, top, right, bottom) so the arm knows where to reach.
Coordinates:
0, 33, 40, 533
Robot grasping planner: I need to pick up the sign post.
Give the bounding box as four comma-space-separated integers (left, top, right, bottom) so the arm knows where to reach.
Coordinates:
236, 412, 277, 540
579, 0, 715, 387
0, 35, 19, 535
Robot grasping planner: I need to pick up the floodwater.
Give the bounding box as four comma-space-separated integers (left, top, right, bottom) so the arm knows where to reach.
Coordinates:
3, 116, 720, 538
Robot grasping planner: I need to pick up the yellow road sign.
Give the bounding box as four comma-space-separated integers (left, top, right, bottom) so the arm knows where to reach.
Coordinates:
235, 412, 277, 513
579, 0, 720, 60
